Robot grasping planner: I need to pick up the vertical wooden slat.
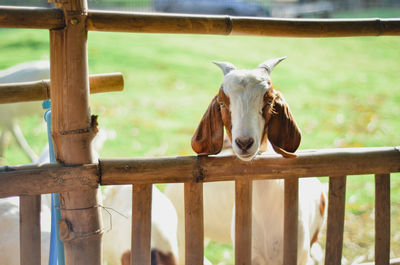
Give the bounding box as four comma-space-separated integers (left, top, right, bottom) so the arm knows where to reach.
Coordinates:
184, 182, 204, 265
19, 195, 41, 265
325, 175, 347, 265
131, 184, 152, 265
235, 179, 252, 265
375, 173, 391, 265
284, 177, 298, 265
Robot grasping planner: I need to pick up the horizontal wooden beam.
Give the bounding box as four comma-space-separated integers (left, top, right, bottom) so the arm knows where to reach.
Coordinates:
0, 72, 124, 104
1, 147, 399, 197
0, 163, 98, 198
100, 147, 400, 185
87, 11, 400, 37
0, 6, 64, 29
0, 6, 400, 37
86, 11, 229, 35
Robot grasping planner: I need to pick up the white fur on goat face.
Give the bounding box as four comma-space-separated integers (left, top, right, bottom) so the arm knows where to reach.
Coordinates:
222, 68, 272, 161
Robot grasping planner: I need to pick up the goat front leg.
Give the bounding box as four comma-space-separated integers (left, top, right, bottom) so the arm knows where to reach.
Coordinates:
11, 122, 38, 162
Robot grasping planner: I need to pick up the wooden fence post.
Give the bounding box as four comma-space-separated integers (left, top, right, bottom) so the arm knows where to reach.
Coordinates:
184, 182, 204, 265
325, 175, 347, 265
284, 177, 298, 265
235, 179, 252, 265
131, 184, 153, 265
375, 174, 390, 265
19, 195, 41, 265
49, 0, 102, 264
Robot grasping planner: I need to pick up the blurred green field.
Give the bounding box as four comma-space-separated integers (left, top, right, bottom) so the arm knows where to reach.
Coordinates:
0, 22, 399, 264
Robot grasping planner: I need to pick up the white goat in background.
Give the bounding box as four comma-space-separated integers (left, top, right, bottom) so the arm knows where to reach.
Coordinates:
0, 60, 50, 162
103, 185, 179, 265
0, 127, 180, 265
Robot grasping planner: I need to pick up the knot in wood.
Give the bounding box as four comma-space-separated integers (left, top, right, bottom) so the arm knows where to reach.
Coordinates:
70, 17, 79, 25
59, 218, 73, 242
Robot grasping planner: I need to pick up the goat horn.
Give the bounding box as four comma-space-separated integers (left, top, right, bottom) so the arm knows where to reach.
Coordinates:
258, 57, 287, 74
213, 61, 237, 76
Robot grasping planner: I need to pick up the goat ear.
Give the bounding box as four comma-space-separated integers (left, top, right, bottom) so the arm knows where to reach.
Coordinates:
191, 95, 224, 155
267, 95, 301, 158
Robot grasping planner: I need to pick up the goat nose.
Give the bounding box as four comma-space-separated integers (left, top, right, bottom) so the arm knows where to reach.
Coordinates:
235, 137, 254, 151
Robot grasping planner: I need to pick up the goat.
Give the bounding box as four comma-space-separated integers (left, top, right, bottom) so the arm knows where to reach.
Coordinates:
0, 185, 180, 265
0, 61, 50, 162
165, 58, 326, 265
0, 196, 51, 265
0, 126, 179, 265
103, 185, 179, 265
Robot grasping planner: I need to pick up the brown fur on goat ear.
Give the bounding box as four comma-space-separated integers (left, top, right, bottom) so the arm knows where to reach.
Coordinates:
267, 94, 301, 158
191, 95, 224, 155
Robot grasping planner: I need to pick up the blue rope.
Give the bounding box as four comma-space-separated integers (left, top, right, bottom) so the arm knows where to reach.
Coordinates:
43, 100, 65, 265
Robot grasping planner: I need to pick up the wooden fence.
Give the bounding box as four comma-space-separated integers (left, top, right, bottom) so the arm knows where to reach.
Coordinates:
0, 2, 399, 265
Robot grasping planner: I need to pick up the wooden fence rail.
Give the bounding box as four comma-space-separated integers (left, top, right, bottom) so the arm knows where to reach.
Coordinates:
1, 6, 400, 37
1, 147, 399, 198
0, 73, 123, 104
100, 147, 400, 184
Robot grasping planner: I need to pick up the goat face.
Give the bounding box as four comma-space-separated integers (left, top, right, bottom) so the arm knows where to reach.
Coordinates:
191, 58, 301, 161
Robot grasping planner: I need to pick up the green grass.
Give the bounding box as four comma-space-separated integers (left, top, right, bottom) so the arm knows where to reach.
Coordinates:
0, 26, 399, 263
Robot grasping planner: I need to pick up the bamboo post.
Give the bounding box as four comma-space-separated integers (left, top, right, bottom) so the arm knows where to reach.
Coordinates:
19, 195, 41, 265
49, 0, 102, 264
131, 184, 152, 265
184, 182, 204, 265
325, 175, 347, 265
235, 179, 252, 265
0, 72, 124, 104
284, 177, 298, 265
375, 174, 391, 264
